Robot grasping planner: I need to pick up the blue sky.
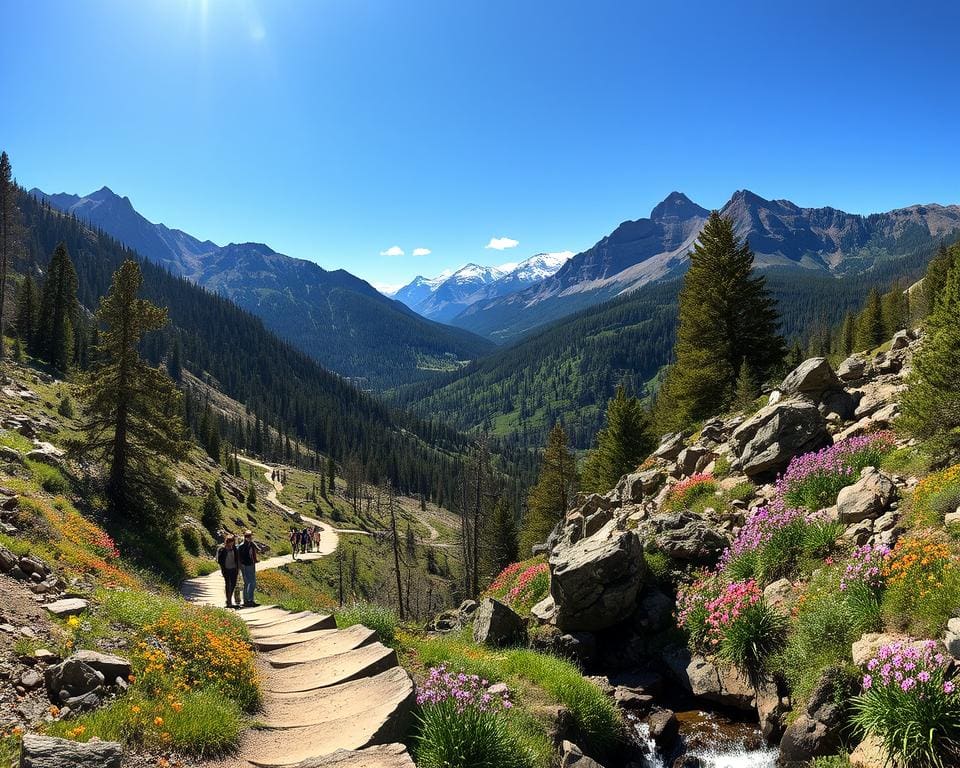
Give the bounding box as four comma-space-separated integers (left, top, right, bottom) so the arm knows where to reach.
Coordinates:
2, 0, 958, 290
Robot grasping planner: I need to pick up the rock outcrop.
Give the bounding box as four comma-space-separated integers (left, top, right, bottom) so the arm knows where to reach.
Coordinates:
730, 397, 831, 478
19, 734, 122, 768
473, 598, 526, 646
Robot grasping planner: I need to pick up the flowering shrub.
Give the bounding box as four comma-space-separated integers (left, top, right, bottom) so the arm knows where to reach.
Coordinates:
840, 543, 889, 592
702, 579, 763, 647
676, 570, 724, 650
881, 531, 960, 636
853, 640, 960, 767
776, 431, 895, 512
414, 665, 528, 768
911, 463, 960, 527
883, 533, 954, 594
486, 558, 549, 615
664, 473, 717, 511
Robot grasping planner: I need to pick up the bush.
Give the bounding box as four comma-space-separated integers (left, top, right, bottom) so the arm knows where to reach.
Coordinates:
200, 489, 222, 534
486, 558, 549, 615
852, 640, 960, 768
57, 394, 74, 418
664, 473, 717, 511
881, 531, 960, 636
180, 526, 201, 556
719, 598, 787, 675
777, 432, 896, 512
26, 460, 70, 494
414, 666, 530, 768
336, 602, 398, 646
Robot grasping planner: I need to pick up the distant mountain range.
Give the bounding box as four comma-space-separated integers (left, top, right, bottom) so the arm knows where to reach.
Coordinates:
30, 186, 493, 388
447, 190, 960, 342
388, 252, 572, 322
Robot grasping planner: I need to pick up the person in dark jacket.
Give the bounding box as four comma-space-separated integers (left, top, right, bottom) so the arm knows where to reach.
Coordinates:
237, 530, 259, 607
216, 534, 240, 608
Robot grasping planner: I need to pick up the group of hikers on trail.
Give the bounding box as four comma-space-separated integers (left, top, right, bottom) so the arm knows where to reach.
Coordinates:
290, 525, 322, 558
215, 529, 259, 609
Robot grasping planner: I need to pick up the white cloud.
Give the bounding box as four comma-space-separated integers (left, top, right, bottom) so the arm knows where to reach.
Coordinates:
373, 282, 404, 296
412, 247, 432, 257
485, 236, 519, 250
380, 245, 405, 257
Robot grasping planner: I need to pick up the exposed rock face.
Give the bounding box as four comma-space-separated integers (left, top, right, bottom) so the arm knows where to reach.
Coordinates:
19, 734, 122, 768
837, 355, 868, 382
616, 469, 665, 503
549, 520, 646, 631
778, 668, 846, 764
730, 397, 831, 477
638, 512, 728, 564
559, 740, 605, 768
849, 734, 888, 768
473, 598, 526, 647
837, 467, 897, 524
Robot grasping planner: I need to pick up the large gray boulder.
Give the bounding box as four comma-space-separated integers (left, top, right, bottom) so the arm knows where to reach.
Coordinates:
649, 512, 728, 564
20, 734, 122, 768
780, 358, 844, 398
778, 668, 845, 765
44, 658, 104, 701
730, 398, 831, 478
837, 467, 897, 524
549, 520, 646, 631
473, 598, 526, 647
665, 649, 755, 711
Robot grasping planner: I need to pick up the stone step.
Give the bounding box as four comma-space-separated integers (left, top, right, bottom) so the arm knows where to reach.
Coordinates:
259, 643, 398, 693
251, 622, 338, 651
245, 609, 315, 627
248, 613, 336, 638
258, 667, 413, 728
243, 683, 414, 767
286, 744, 415, 768
263, 625, 376, 668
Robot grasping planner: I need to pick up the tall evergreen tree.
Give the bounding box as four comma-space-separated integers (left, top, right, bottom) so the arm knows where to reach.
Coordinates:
0, 151, 24, 359
881, 282, 909, 338
654, 212, 784, 431
520, 423, 577, 556
839, 312, 856, 356
74, 260, 189, 524
14, 273, 37, 349
855, 288, 885, 350
900, 244, 960, 454
581, 385, 654, 493
923, 243, 954, 316
36, 242, 79, 371
733, 359, 760, 410
485, 498, 519, 579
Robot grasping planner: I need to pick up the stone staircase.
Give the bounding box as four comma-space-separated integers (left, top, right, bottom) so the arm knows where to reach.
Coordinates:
211, 604, 416, 768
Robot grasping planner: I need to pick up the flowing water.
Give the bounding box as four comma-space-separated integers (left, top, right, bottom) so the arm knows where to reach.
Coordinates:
629, 709, 779, 768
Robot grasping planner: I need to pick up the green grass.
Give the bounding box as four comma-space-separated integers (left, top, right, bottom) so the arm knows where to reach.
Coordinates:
336, 601, 399, 646
25, 458, 70, 494
403, 633, 622, 758
0, 429, 34, 454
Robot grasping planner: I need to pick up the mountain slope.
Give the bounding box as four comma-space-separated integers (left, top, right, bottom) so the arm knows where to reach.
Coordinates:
16, 189, 470, 502
451, 191, 960, 342
395, 232, 957, 450
30, 187, 493, 388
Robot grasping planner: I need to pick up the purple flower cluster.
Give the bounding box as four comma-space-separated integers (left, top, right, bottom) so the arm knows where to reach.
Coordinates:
862, 640, 956, 696
416, 665, 512, 712
718, 505, 823, 568
840, 543, 890, 591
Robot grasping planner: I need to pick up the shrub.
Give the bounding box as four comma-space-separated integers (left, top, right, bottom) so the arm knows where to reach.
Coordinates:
57, 394, 74, 418
852, 640, 960, 768
26, 460, 70, 494
676, 570, 724, 650
200, 489, 222, 534
725, 480, 756, 503
414, 666, 529, 768
486, 558, 549, 614
881, 531, 960, 636
695, 578, 785, 672
910, 464, 960, 527
664, 473, 717, 511
777, 432, 896, 512
336, 602, 398, 646
180, 526, 201, 556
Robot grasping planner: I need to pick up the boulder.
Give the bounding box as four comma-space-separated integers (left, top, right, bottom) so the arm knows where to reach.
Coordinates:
890, 330, 910, 351
0, 545, 17, 572
676, 445, 709, 478
559, 740, 604, 768
762, 578, 794, 613
69, 650, 131, 684
946, 618, 960, 660
473, 598, 526, 647
672, 652, 755, 711
780, 358, 844, 398
646, 709, 679, 750
44, 658, 104, 700
549, 520, 646, 632
19, 734, 122, 768
755, 678, 787, 741
851, 632, 915, 667
729, 398, 831, 478
837, 355, 868, 382
819, 389, 859, 421
651, 513, 728, 564
778, 668, 845, 764
43, 598, 89, 618
654, 432, 686, 461
26, 442, 65, 467
837, 468, 897, 524
616, 469, 665, 503
849, 734, 888, 768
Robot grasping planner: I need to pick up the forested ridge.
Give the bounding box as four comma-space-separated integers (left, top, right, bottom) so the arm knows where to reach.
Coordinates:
395, 233, 958, 450
15, 189, 474, 503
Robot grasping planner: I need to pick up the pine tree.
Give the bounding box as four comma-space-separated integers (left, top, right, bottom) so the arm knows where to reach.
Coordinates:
900, 244, 960, 453
855, 288, 885, 350
923, 243, 954, 316
201, 486, 222, 533
520, 423, 577, 555
839, 312, 856, 356
327, 455, 336, 494
246, 481, 257, 508
0, 151, 24, 359
74, 260, 189, 525
881, 282, 909, 338
36, 242, 79, 371
581, 385, 654, 493
655, 212, 784, 431
486, 498, 519, 577
14, 274, 37, 349
733, 359, 760, 410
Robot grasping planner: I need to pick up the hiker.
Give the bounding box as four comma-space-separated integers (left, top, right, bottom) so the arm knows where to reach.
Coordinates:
313, 527, 321, 551
289, 527, 299, 559
238, 529, 259, 607
216, 533, 240, 609
301, 527, 312, 553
